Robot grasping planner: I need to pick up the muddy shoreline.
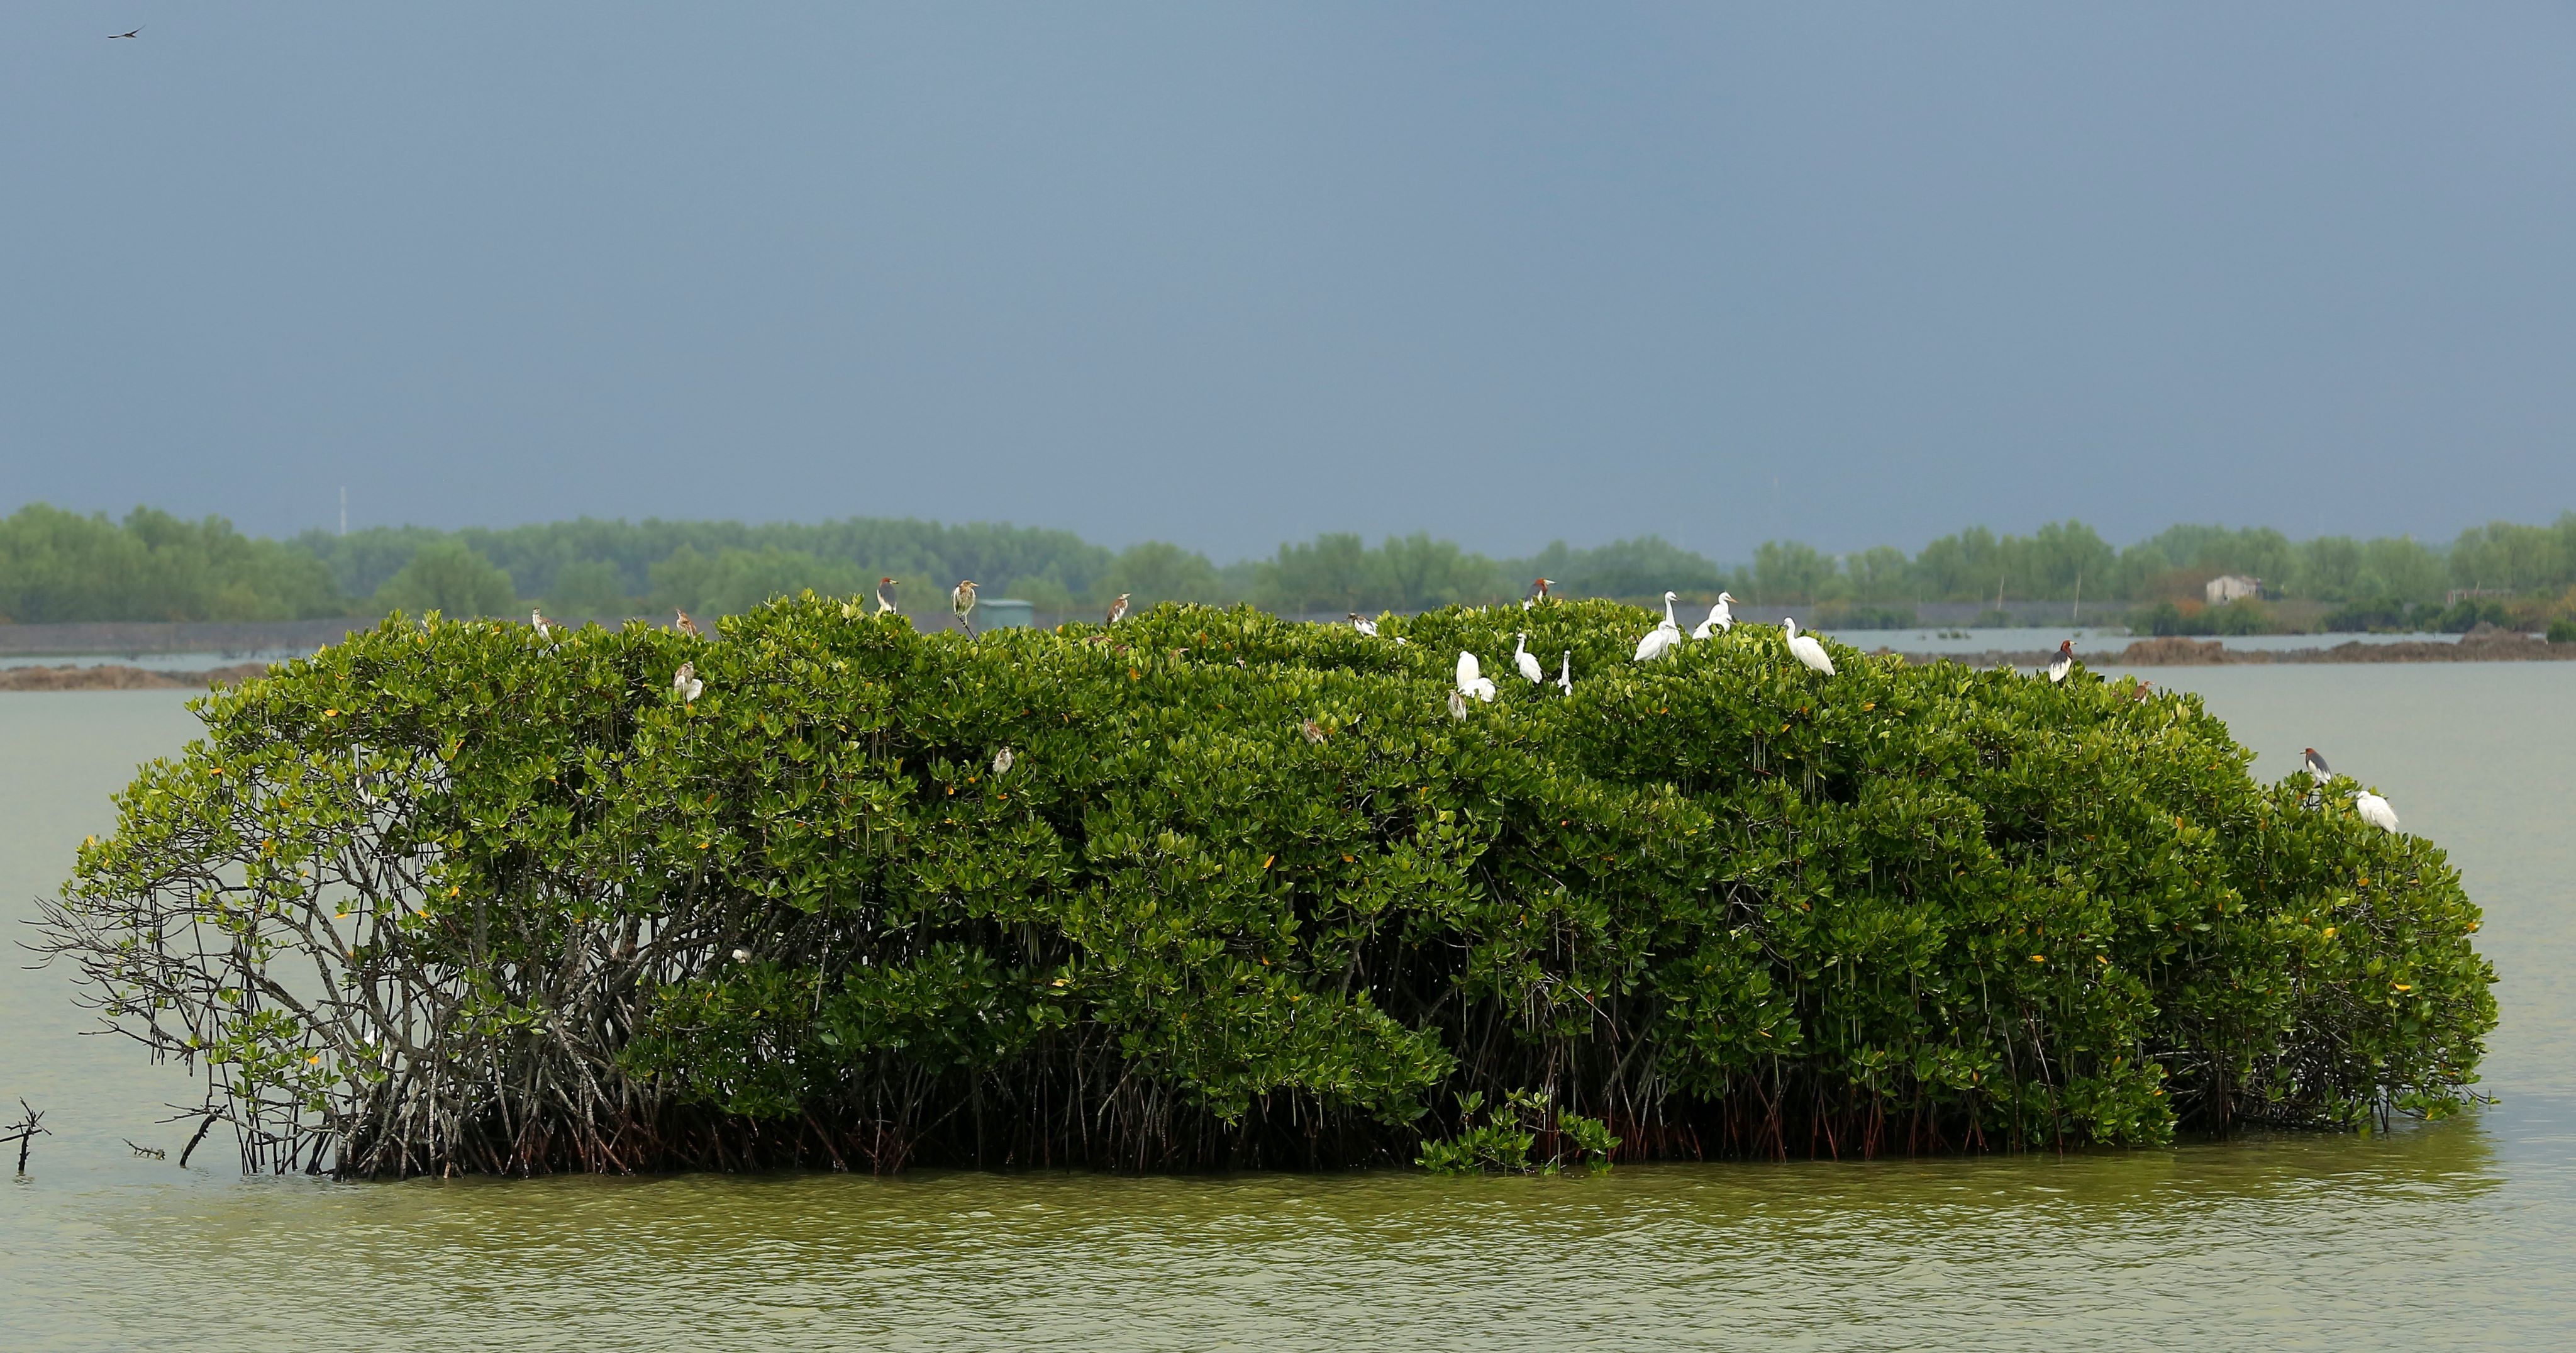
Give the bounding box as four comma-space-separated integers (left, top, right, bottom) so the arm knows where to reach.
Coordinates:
1, 628, 2565, 691
0, 663, 273, 691
1880, 631, 2569, 669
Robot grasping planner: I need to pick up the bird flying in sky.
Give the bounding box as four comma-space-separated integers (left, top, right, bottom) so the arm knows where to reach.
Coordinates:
109, 28, 142, 40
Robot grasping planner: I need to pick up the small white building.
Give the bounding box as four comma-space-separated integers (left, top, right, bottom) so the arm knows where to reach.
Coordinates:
2205, 575, 2262, 604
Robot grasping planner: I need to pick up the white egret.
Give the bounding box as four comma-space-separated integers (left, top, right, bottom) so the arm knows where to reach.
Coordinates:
1783, 618, 1836, 676
2046, 640, 2074, 684
2354, 791, 2401, 833
673, 662, 704, 702
1633, 591, 1682, 662
1513, 634, 1544, 684
1556, 650, 1573, 695
1690, 592, 1738, 640
731, 947, 752, 963
1455, 650, 1497, 703
1350, 613, 1379, 637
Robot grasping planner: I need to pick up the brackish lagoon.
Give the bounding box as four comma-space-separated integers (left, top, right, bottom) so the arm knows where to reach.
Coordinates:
4, 666, 2571, 1350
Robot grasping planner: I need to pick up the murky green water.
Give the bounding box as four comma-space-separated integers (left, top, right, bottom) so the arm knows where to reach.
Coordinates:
4, 667, 2571, 1350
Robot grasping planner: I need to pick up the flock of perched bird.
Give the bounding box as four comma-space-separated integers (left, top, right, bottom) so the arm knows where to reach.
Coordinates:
531, 574, 2403, 834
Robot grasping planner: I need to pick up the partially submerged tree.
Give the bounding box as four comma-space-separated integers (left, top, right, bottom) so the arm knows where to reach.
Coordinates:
40, 599, 2495, 1176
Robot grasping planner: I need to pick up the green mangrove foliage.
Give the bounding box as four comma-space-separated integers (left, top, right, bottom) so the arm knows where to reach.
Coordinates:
43, 598, 2493, 1176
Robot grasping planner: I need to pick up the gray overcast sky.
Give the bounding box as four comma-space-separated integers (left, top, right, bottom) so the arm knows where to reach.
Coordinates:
4, 4, 2571, 560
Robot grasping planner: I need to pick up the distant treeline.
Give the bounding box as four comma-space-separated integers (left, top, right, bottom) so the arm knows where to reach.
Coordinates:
3, 501, 2573, 628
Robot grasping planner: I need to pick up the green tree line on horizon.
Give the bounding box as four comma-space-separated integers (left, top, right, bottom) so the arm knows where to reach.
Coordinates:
3, 500, 2573, 629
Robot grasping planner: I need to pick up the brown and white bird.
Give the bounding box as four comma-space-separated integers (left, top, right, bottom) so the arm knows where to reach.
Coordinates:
1301, 718, 1327, 744
992, 746, 1015, 776
1106, 593, 1131, 625
1524, 577, 1553, 609
674, 608, 701, 637
875, 577, 899, 616
2046, 639, 2075, 684
952, 579, 979, 633
672, 662, 703, 702
531, 608, 553, 641
1349, 612, 1379, 638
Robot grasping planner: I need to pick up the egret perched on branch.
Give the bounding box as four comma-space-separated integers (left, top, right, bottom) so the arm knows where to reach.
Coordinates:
1556, 650, 1573, 696
1633, 592, 1682, 662
875, 578, 899, 616
1783, 618, 1836, 676
2046, 640, 2075, 684
1349, 613, 1379, 637
1105, 594, 1131, 625
2302, 747, 2332, 779
530, 609, 554, 641
1524, 577, 1553, 609
673, 662, 704, 702
1448, 689, 1468, 720
674, 608, 701, 637
2354, 790, 2401, 833
1513, 634, 1544, 684
992, 747, 1015, 777
1455, 650, 1497, 703
952, 579, 979, 635
1690, 593, 1737, 640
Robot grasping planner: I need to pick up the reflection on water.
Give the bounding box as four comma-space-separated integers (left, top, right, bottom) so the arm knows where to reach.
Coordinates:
4, 669, 2572, 1351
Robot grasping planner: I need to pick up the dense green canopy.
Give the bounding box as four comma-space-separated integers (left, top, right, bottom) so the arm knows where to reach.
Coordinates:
46, 598, 2494, 1175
